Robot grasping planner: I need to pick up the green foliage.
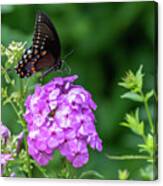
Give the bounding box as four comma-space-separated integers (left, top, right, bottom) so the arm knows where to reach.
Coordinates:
1, 43, 32, 177
1, 41, 26, 67
140, 164, 155, 180
107, 65, 157, 180
138, 134, 154, 158
119, 65, 144, 93
120, 109, 145, 137
1, 42, 26, 85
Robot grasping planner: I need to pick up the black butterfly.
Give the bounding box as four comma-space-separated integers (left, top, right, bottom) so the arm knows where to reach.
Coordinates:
15, 12, 62, 78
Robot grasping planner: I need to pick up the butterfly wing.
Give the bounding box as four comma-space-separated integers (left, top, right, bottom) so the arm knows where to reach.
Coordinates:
16, 12, 61, 78
33, 12, 61, 60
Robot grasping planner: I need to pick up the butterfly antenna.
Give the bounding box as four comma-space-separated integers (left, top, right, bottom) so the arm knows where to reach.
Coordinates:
60, 49, 74, 75
65, 64, 71, 75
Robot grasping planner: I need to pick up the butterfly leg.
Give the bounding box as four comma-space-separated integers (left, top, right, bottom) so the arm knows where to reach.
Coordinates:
63, 63, 71, 75
40, 66, 55, 80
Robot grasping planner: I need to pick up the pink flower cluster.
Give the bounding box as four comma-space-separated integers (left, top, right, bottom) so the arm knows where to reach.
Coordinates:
0, 123, 13, 176
24, 75, 102, 168
1, 122, 10, 144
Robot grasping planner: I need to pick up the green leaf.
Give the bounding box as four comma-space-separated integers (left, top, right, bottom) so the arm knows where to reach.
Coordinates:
118, 169, 129, 180
1, 44, 6, 55
11, 80, 15, 86
136, 65, 144, 90
145, 90, 154, 101
138, 134, 155, 156
121, 91, 143, 102
79, 170, 104, 179
4, 73, 11, 84
3, 97, 11, 105
120, 109, 144, 136
10, 92, 20, 100
118, 65, 144, 93
140, 164, 157, 180
1, 87, 8, 98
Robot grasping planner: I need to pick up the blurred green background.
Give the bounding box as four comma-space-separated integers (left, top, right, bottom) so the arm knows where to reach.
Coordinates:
1, 1, 157, 179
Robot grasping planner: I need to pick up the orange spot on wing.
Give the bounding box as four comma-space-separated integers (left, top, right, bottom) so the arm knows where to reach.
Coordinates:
20, 72, 24, 76
28, 55, 32, 59
31, 67, 36, 73
41, 51, 47, 56
34, 50, 38, 55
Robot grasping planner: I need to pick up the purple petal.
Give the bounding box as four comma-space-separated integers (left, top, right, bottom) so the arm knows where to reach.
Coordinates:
72, 153, 89, 168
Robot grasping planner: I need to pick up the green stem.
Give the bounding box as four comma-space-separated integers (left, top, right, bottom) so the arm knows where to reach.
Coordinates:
65, 159, 75, 179
24, 79, 30, 96
32, 161, 48, 178
10, 99, 31, 177
144, 100, 154, 133
19, 79, 24, 105
24, 136, 32, 177
141, 92, 154, 134
154, 90, 158, 102
9, 100, 26, 128
19, 79, 32, 177
106, 154, 150, 160
1, 65, 13, 84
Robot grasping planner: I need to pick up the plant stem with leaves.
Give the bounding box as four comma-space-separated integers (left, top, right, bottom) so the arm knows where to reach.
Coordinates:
107, 65, 157, 180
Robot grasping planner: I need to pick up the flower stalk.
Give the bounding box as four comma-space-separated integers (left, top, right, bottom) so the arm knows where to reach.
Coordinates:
142, 93, 154, 134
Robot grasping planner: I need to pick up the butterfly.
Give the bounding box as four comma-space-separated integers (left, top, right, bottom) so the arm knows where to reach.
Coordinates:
15, 12, 62, 78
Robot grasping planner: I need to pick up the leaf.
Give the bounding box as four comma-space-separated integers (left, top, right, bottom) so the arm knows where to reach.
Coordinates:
79, 170, 104, 179
3, 97, 11, 105
136, 65, 144, 89
136, 65, 143, 78
120, 109, 144, 136
1, 87, 8, 98
145, 90, 154, 101
118, 65, 144, 93
121, 91, 143, 102
118, 169, 129, 180
138, 134, 154, 156
1, 44, 6, 55
10, 92, 20, 100
4, 73, 11, 84
140, 165, 156, 180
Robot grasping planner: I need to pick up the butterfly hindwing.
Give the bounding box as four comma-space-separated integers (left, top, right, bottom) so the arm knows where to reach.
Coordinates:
16, 12, 61, 78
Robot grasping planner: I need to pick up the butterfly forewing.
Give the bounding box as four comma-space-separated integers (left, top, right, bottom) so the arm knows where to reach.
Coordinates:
33, 12, 61, 59
16, 12, 61, 78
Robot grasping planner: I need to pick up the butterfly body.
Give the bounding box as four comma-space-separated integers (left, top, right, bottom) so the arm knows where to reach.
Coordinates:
15, 12, 62, 78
